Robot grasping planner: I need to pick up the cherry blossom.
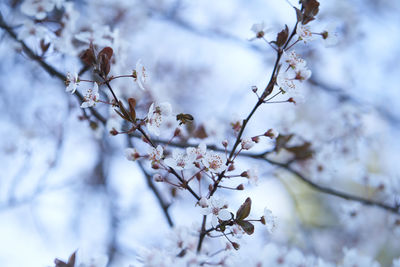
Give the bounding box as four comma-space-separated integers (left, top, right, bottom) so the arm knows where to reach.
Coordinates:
202, 152, 226, 173
81, 83, 99, 108
241, 137, 255, 150
75, 25, 117, 48
250, 22, 270, 40
134, 59, 147, 91
296, 23, 314, 43
146, 102, 172, 136
17, 20, 49, 40
200, 196, 231, 226
340, 248, 380, 267
125, 148, 140, 161
21, 0, 55, 20
186, 143, 207, 162
321, 25, 339, 47
277, 51, 312, 95
197, 197, 208, 208
283, 51, 307, 71
277, 71, 296, 93
148, 145, 163, 163
246, 167, 259, 186
164, 149, 195, 170
261, 208, 276, 233
65, 72, 80, 94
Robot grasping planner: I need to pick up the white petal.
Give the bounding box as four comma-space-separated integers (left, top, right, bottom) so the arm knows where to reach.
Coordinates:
218, 209, 231, 221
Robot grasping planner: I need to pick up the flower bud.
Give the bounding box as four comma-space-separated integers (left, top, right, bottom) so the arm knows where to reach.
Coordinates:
264, 129, 279, 139
232, 242, 240, 250
251, 136, 260, 143
198, 197, 208, 208
222, 140, 228, 148
228, 164, 235, 172
110, 128, 119, 136
240, 171, 249, 178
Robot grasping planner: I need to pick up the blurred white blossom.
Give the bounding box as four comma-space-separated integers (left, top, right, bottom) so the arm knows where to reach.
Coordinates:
146, 102, 172, 136
81, 83, 99, 108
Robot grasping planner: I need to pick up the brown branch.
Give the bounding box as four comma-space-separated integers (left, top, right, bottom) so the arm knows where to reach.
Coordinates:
196, 17, 300, 254
0, 13, 106, 124
261, 157, 400, 215
139, 133, 400, 215
103, 76, 200, 201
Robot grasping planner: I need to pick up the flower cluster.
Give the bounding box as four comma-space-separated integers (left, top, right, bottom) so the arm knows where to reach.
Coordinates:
277, 50, 312, 98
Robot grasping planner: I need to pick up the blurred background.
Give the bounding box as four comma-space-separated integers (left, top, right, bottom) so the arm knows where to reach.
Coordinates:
0, 0, 400, 266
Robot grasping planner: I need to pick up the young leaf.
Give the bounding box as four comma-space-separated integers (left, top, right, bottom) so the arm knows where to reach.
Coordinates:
128, 98, 137, 122
236, 197, 252, 221
80, 44, 96, 66
301, 0, 320, 24
237, 220, 255, 235
275, 25, 289, 47
294, 7, 303, 23
98, 47, 114, 76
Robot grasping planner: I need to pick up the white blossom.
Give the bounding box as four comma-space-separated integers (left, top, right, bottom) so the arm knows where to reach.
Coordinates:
246, 167, 259, 186
148, 145, 163, 163
75, 25, 117, 48
295, 67, 312, 81
21, 0, 55, 20
283, 51, 307, 70
17, 20, 49, 40
262, 208, 276, 233
296, 23, 314, 43
81, 83, 99, 108
198, 197, 208, 208
340, 248, 381, 267
146, 102, 172, 136
200, 196, 231, 226
277, 71, 296, 93
125, 148, 139, 161
135, 59, 147, 91
241, 137, 255, 150
186, 143, 207, 162
167, 226, 197, 254
164, 149, 195, 170
277, 51, 311, 95
250, 22, 270, 40
65, 72, 80, 94
321, 24, 338, 47
202, 152, 226, 173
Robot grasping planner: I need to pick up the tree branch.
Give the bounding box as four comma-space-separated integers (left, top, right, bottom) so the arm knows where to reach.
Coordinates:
0, 13, 106, 124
